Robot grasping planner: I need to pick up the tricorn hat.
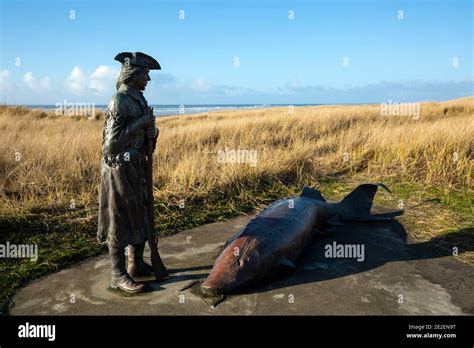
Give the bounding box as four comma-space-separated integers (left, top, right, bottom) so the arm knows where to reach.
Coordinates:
114, 52, 161, 70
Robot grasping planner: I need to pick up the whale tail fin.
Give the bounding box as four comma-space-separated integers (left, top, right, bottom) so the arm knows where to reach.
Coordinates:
338, 183, 403, 222
300, 186, 326, 202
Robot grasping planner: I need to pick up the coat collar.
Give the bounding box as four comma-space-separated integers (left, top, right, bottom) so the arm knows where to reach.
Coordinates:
118, 84, 146, 103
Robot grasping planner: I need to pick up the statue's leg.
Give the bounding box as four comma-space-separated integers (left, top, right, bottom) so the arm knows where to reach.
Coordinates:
127, 243, 153, 278
110, 245, 145, 293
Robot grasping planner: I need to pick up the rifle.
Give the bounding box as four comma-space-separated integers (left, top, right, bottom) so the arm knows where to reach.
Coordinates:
146, 107, 169, 281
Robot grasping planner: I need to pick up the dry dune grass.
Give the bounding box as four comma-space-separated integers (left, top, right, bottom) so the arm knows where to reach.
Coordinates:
0, 98, 473, 309
0, 97, 472, 213
156, 98, 473, 202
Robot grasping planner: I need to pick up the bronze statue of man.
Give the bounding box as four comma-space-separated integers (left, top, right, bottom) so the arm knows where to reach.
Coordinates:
97, 52, 166, 294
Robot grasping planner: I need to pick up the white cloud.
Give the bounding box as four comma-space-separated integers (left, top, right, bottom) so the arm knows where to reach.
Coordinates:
89, 65, 119, 93
66, 65, 118, 95
275, 79, 474, 103
169, 78, 257, 97
66, 66, 88, 95
154, 73, 177, 86
23, 72, 51, 93
190, 78, 214, 92
0, 69, 10, 92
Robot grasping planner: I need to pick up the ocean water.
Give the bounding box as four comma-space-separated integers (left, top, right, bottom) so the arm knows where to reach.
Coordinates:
27, 104, 321, 117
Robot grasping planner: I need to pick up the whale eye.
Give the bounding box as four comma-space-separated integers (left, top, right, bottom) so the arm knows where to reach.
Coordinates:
238, 259, 244, 267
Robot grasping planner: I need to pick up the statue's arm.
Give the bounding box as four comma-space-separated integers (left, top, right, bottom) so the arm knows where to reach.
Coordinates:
152, 128, 159, 151
105, 95, 150, 154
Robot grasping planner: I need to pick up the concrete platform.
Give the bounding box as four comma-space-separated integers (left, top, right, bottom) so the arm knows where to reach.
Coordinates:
9, 209, 474, 315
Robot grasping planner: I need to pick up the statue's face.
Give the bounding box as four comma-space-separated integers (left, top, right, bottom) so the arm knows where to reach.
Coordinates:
134, 68, 151, 91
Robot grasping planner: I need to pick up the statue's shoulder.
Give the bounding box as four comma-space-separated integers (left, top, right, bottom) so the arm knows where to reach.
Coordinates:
107, 90, 133, 115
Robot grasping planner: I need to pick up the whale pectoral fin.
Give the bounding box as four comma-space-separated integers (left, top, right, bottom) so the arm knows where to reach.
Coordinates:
278, 257, 296, 269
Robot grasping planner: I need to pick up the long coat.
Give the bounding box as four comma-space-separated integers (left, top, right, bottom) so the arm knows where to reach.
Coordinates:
97, 84, 155, 247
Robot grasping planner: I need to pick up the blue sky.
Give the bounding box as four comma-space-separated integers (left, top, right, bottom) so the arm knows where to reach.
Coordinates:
0, 0, 472, 104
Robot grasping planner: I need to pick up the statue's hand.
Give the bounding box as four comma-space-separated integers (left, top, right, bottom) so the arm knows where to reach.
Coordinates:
141, 114, 155, 127
142, 107, 157, 139
146, 125, 158, 139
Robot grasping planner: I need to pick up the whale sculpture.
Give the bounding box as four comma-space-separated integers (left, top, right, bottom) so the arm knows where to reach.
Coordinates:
200, 183, 403, 296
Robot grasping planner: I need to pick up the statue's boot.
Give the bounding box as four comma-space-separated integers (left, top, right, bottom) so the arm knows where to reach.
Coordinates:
127, 243, 154, 278
110, 246, 145, 294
